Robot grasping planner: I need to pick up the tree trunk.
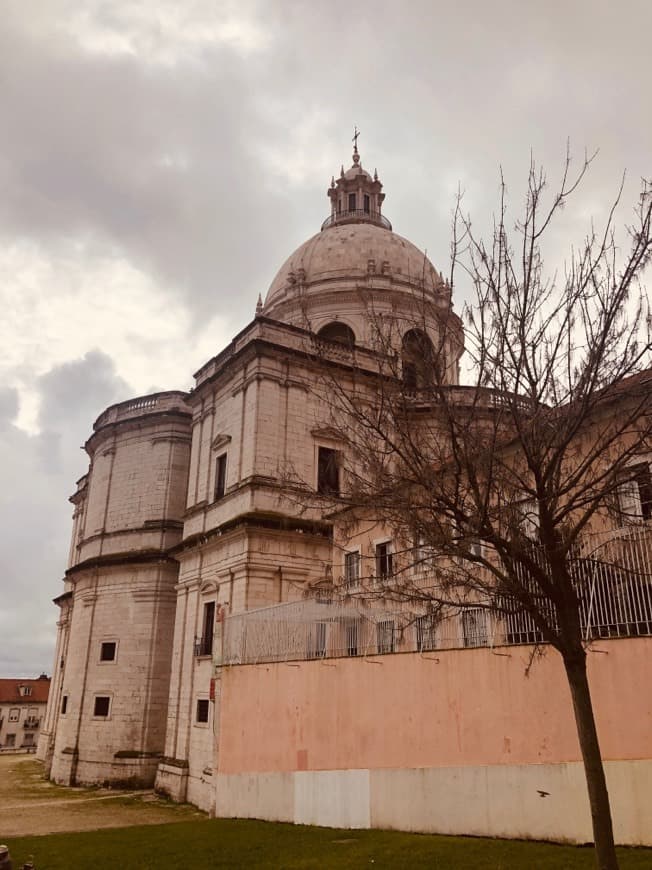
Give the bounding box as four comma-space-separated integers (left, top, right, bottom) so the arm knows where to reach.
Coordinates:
563, 651, 619, 870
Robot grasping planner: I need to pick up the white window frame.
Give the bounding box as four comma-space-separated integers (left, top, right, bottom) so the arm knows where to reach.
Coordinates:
374, 539, 393, 582
462, 608, 489, 648
376, 619, 396, 654
307, 622, 328, 659
617, 457, 652, 524
343, 549, 361, 589
344, 618, 360, 656
414, 535, 436, 571
98, 639, 118, 664
416, 614, 437, 651
454, 516, 486, 560
195, 696, 211, 727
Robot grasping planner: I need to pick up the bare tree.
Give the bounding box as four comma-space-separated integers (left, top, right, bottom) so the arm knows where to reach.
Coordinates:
306, 155, 652, 870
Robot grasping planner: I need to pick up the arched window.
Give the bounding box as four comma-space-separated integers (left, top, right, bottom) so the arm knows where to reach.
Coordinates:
402, 329, 434, 389
317, 322, 356, 348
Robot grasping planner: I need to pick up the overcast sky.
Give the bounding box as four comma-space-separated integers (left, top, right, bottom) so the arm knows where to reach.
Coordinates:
1, 0, 650, 677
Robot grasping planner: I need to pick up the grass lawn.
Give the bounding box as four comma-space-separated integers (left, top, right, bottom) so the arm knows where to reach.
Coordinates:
6, 819, 652, 869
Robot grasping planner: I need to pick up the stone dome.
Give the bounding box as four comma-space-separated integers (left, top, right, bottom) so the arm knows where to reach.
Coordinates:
263, 221, 443, 315
343, 162, 372, 181
258, 138, 462, 381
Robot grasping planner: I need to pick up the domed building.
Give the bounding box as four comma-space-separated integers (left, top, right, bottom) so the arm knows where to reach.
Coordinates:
38, 145, 463, 808
35, 146, 652, 847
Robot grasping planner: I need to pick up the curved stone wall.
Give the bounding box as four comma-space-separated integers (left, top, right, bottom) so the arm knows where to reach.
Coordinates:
46, 391, 192, 786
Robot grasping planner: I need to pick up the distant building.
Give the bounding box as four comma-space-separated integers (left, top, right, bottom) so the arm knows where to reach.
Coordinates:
0, 675, 50, 752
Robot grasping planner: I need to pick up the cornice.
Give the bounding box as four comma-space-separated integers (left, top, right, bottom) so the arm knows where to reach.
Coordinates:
86, 408, 193, 456
65, 550, 179, 579
171, 511, 332, 557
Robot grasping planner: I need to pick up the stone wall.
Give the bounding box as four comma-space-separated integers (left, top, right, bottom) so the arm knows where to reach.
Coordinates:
45, 392, 192, 787
216, 637, 652, 845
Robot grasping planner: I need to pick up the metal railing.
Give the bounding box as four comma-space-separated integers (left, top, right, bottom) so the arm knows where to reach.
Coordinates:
321, 209, 392, 231
220, 526, 652, 665
94, 391, 189, 429
194, 635, 213, 657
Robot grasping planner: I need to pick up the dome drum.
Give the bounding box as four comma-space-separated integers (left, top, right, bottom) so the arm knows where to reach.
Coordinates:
321, 210, 392, 231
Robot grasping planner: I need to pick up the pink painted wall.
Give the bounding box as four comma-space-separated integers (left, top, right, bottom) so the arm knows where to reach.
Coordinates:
218, 638, 652, 774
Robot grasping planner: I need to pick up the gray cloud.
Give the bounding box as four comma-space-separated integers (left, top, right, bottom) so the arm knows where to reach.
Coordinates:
1, 0, 650, 677
0, 352, 129, 676
0, 388, 19, 429
2, 1, 650, 327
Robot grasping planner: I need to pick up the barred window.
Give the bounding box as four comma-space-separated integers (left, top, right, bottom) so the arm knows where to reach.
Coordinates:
416, 615, 437, 651
377, 620, 395, 654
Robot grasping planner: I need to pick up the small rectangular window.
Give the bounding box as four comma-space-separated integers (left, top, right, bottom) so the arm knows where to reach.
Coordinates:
196, 698, 210, 723
363, 194, 370, 214
195, 602, 215, 656
19, 685, 33, 697
348, 192, 356, 211
416, 615, 437, 651
93, 696, 111, 717
618, 462, 652, 522
5, 734, 16, 747
375, 542, 393, 580
100, 641, 116, 662
343, 551, 360, 588
377, 620, 395, 654
462, 608, 488, 648
317, 447, 339, 495
8, 708, 19, 722
414, 535, 435, 570
345, 619, 359, 656
61, 695, 68, 715
215, 453, 227, 500
307, 622, 327, 659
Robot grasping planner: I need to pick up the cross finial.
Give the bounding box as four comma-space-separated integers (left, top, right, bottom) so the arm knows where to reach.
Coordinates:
352, 126, 360, 164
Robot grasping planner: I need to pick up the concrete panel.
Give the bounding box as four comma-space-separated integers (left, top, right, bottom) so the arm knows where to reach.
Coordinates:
294, 769, 370, 829
187, 774, 213, 813
215, 772, 294, 823
483, 763, 592, 843
605, 759, 652, 846
369, 760, 651, 845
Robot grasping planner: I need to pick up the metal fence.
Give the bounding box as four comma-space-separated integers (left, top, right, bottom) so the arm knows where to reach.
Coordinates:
220, 526, 652, 665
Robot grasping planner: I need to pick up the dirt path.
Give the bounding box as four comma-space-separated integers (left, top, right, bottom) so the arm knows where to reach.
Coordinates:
0, 756, 205, 837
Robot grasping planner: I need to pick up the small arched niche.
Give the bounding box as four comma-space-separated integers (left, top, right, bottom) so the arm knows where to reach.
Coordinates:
317, 321, 356, 348
402, 329, 435, 389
